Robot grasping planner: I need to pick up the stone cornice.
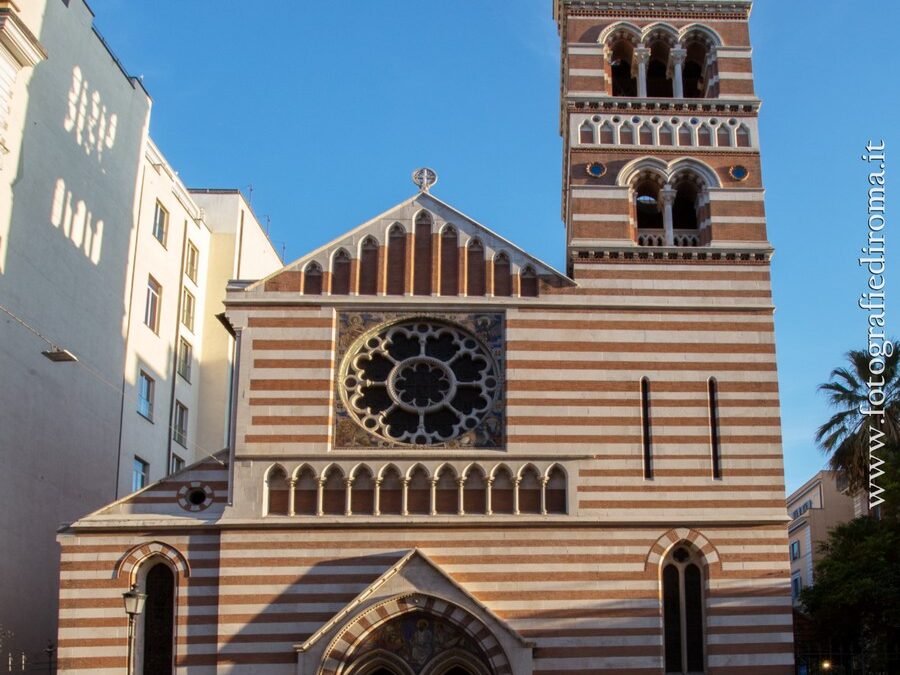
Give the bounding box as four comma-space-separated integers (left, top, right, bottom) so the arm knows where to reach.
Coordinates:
570, 246, 773, 264
567, 95, 761, 114
0, 3, 47, 68
557, 0, 753, 21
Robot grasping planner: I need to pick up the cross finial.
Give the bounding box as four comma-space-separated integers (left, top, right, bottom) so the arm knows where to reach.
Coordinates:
412, 167, 438, 192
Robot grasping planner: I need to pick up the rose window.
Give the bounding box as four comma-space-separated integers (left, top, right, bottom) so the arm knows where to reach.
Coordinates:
341, 320, 499, 445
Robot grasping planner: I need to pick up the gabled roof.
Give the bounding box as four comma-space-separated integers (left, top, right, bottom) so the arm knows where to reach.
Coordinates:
297, 548, 532, 653
243, 191, 572, 294
64, 450, 229, 527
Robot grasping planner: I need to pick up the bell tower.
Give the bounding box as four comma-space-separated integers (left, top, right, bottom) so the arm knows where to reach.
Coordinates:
554, 0, 767, 273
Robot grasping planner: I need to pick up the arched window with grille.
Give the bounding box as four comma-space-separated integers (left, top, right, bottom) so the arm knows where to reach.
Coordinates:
662, 544, 706, 674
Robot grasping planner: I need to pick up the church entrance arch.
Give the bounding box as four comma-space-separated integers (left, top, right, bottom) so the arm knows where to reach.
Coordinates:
321, 594, 510, 675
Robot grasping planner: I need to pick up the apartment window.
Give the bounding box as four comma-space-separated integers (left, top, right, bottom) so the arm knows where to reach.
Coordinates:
185, 241, 199, 283
181, 288, 195, 332
177, 338, 192, 382
137, 370, 155, 420
173, 401, 188, 447
132, 457, 149, 492
791, 573, 803, 601
171, 454, 185, 474
144, 276, 161, 333
790, 540, 801, 561
152, 202, 168, 247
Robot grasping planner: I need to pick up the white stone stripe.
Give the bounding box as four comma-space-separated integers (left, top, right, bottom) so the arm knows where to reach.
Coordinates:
569, 68, 605, 76
719, 72, 755, 80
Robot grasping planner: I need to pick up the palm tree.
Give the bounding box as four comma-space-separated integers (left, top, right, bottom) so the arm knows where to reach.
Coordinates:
816, 346, 900, 492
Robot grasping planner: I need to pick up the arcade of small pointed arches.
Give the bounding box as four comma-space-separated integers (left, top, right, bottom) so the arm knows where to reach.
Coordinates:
263, 461, 568, 518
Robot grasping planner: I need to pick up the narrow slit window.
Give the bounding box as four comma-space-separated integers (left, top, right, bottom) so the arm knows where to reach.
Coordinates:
641, 377, 652, 479
708, 378, 721, 478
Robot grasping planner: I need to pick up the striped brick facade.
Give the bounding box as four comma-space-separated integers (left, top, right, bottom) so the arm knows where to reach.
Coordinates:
57, 1, 791, 673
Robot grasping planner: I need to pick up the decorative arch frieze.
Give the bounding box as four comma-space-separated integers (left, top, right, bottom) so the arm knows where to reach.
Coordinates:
645, 528, 721, 574
115, 541, 190, 582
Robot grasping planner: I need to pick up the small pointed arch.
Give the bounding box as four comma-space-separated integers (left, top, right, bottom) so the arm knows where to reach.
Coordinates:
493, 251, 512, 297
466, 238, 486, 296
351, 464, 375, 515
490, 464, 515, 514
617, 156, 669, 188
518, 464, 542, 515
406, 464, 431, 515
463, 464, 487, 515
378, 464, 403, 515
678, 123, 693, 146
330, 248, 352, 294
358, 235, 379, 295
520, 265, 538, 297
669, 157, 721, 189
598, 21, 642, 48
646, 528, 721, 573
265, 463, 290, 516
115, 541, 191, 582
599, 120, 615, 145
434, 463, 459, 515
413, 210, 434, 296
599, 24, 641, 97
619, 121, 634, 145
641, 22, 680, 48
321, 463, 345, 516
678, 23, 724, 49
697, 124, 713, 147
659, 123, 675, 146
638, 122, 653, 145
545, 464, 567, 514
578, 120, 594, 144
386, 223, 407, 295
716, 124, 731, 147
293, 464, 317, 516
303, 261, 323, 295
439, 224, 459, 295
736, 123, 752, 147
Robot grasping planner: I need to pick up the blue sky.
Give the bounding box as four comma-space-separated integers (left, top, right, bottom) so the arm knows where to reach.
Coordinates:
88, 1, 898, 494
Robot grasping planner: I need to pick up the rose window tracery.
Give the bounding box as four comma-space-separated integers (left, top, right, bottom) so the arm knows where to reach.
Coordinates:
341, 321, 499, 445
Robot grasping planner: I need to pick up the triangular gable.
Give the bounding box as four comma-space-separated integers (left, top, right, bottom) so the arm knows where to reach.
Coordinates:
297, 548, 532, 654
66, 450, 229, 525
245, 191, 573, 295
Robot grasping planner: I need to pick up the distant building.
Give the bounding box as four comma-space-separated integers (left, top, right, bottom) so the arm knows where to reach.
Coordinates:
0, 0, 280, 658
786, 470, 856, 604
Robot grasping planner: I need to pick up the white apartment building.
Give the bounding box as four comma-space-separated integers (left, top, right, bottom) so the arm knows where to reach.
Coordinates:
0, 0, 280, 659
786, 470, 856, 605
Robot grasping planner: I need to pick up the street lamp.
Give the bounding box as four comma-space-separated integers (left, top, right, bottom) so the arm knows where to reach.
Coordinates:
821, 660, 833, 671
122, 584, 146, 675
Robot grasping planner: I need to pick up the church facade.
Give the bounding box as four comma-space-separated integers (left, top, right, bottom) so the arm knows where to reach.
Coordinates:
57, 1, 793, 673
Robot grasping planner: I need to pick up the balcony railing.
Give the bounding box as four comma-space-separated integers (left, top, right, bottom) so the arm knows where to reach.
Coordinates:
635, 229, 702, 247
